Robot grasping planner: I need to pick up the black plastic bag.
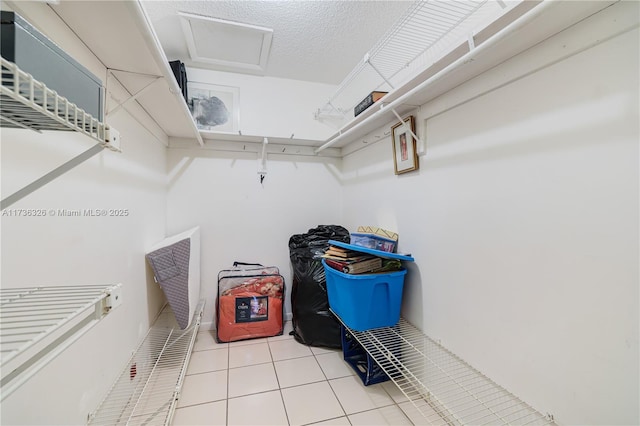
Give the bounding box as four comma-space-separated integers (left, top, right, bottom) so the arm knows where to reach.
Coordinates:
288, 225, 350, 348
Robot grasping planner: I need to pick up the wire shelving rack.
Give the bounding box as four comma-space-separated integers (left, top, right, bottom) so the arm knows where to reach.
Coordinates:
0, 284, 122, 400
335, 314, 556, 425
88, 300, 205, 426
316, 0, 516, 119
1, 57, 119, 150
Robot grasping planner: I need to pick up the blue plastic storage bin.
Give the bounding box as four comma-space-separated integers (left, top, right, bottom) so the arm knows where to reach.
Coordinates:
323, 259, 406, 331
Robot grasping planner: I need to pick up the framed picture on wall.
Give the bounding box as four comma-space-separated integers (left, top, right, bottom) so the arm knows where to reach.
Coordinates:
187, 82, 240, 133
391, 115, 419, 175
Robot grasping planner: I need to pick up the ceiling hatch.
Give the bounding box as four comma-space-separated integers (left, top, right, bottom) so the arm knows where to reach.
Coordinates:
179, 11, 273, 75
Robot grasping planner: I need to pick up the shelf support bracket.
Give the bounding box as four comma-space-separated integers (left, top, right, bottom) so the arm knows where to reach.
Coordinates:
467, 33, 476, 51
0, 114, 42, 133
106, 73, 163, 117
314, 101, 346, 120
1, 143, 105, 210
326, 101, 343, 116
390, 107, 426, 155
364, 53, 395, 90
258, 137, 268, 184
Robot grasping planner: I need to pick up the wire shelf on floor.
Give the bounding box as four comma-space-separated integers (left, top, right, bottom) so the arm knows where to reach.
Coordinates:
0, 284, 122, 400
0, 57, 119, 151
88, 299, 205, 426
334, 313, 555, 425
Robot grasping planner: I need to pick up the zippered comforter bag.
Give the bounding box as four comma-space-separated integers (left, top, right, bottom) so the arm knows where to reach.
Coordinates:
216, 262, 285, 343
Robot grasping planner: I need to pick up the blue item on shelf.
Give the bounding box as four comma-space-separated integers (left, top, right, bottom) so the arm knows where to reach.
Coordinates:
340, 325, 389, 386
323, 259, 407, 331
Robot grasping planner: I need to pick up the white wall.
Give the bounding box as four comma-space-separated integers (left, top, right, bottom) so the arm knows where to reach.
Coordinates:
187, 67, 341, 140
341, 3, 638, 425
165, 148, 343, 329
0, 3, 169, 424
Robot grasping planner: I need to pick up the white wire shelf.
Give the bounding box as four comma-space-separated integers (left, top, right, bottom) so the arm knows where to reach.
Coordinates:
0, 56, 120, 151
334, 313, 555, 425
317, 0, 510, 119
88, 299, 205, 426
0, 284, 123, 400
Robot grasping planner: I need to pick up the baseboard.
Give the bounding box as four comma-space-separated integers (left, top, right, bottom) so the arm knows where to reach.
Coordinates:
199, 321, 214, 331
199, 312, 292, 332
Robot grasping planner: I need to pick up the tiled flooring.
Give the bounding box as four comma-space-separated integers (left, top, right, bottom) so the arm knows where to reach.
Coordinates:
172, 321, 424, 425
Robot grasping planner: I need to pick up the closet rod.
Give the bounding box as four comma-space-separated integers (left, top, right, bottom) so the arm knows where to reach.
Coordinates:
315, 0, 547, 153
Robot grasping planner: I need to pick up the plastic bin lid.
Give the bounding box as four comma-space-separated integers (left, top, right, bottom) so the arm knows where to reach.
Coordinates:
328, 240, 414, 262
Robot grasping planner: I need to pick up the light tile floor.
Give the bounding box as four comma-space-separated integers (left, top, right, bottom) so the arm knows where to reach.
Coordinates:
172, 321, 419, 426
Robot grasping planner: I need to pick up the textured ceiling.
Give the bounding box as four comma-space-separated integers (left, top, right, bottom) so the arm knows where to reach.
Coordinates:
142, 1, 413, 85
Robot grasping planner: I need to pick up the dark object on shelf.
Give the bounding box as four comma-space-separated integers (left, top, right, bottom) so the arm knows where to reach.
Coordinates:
216, 262, 285, 343
288, 225, 350, 348
354, 91, 388, 117
341, 325, 390, 386
169, 60, 188, 103
1, 11, 103, 120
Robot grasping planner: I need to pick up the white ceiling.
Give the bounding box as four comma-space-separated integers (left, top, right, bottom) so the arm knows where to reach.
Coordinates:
141, 1, 414, 85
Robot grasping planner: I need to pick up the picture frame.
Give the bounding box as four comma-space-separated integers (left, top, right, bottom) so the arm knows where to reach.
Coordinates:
391, 115, 419, 175
187, 82, 240, 133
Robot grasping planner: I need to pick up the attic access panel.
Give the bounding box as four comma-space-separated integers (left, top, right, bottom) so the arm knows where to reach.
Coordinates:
179, 11, 273, 75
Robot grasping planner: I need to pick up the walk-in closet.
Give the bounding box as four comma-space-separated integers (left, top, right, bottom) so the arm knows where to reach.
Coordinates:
1, 0, 638, 425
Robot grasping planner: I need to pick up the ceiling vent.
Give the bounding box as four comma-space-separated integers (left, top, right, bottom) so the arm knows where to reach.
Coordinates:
179, 11, 273, 75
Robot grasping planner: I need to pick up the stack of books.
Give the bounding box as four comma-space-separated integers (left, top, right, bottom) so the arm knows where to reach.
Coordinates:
323, 244, 401, 275
354, 91, 388, 117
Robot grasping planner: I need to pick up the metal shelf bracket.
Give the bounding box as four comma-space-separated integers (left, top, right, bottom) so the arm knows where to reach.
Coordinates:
258, 137, 268, 184
1, 143, 105, 210
106, 69, 163, 117
390, 107, 426, 155
364, 53, 395, 90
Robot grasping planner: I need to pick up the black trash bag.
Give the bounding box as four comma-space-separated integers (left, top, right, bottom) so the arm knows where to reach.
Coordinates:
288, 225, 350, 348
